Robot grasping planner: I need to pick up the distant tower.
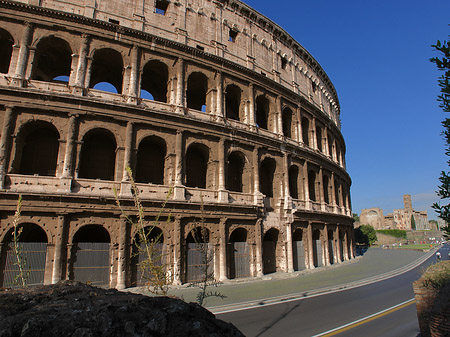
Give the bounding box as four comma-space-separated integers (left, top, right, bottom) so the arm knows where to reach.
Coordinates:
403, 194, 413, 211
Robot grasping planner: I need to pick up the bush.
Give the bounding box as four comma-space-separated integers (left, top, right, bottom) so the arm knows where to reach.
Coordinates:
355, 225, 377, 246
376, 229, 407, 239
420, 261, 450, 290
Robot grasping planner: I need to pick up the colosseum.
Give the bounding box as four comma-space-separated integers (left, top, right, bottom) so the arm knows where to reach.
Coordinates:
0, 0, 354, 288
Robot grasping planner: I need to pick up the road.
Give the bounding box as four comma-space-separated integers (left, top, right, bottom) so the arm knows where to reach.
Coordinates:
218, 245, 449, 337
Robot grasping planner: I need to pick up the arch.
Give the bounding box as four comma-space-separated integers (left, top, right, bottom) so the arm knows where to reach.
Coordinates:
130, 226, 165, 287
282, 107, 293, 138
186, 72, 208, 111
288, 165, 299, 199
31, 36, 72, 82
316, 126, 323, 152
328, 229, 334, 265
225, 84, 241, 121
71, 225, 110, 286
141, 60, 168, 102
15, 121, 60, 177
259, 157, 276, 197
312, 229, 323, 267
89, 48, 123, 93
327, 132, 334, 158
334, 179, 341, 206
255, 95, 269, 130
185, 143, 209, 188
0, 223, 48, 287
323, 175, 330, 204
78, 129, 116, 181
226, 151, 245, 192
135, 136, 166, 185
301, 117, 310, 146
185, 226, 212, 282
292, 228, 305, 271
308, 170, 316, 202
0, 28, 14, 74
228, 227, 250, 279
339, 230, 345, 262
262, 228, 278, 274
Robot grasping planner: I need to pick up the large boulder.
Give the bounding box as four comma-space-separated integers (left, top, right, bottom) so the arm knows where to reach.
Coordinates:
0, 281, 244, 337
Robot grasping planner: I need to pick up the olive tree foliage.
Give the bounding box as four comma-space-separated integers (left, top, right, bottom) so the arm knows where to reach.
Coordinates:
431, 36, 450, 239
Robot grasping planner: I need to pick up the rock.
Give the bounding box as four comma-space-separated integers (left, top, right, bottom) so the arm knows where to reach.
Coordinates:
0, 281, 244, 337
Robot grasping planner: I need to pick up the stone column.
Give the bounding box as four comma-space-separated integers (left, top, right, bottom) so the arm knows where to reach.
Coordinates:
218, 218, 228, 281
303, 161, 310, 209
283, 152, 290, 202
172, 217, 182, 285
127, 45, 140, 103
0, 106, 15, 189
52, 215, 66, 284
173, 130, 185, 200
175, 58, 185, 112
74, 34, 90, 93
253, 146, 260, 205
216, 72, 223, 117
307, 222, 314, 269
286, 222, 294, 273
116, 215, 129, 289
319, 166, 325, 211
218, 138, 228, 202
311, 118, 317, 149
323, 224, 330, 266
296, 106, 302, 143
120, 122, 134, 196
277, 95, 283, 135
255, 219, 263, 277
248, 83, 255, 126
61, 114, 78, 179
12, 22, 33, 86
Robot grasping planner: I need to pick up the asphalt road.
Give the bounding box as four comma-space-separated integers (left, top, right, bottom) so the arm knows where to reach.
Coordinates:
217, 248, 445, 337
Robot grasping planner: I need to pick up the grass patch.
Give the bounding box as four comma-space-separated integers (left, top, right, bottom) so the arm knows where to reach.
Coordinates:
376, 229, 407, 239
395, 244, 436, 250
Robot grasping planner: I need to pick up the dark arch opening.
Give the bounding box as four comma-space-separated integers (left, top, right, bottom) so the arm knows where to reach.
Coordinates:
316, 126, 322, 152
185, 144, 208, 188
17, 121, 60, 177
0, 29, 14, 74
226, 151, 244, 192
323, 175, 329, 204
301, 117, 310, 146
136, 136, 166, 185
255, 95, 269, 130
282, 108, 292, 138
141, 60, 168, 102
73, 225, 110, 243
31, 36, 72, 82
225, 84, 241, 121
288, 165, 299, 199
186, 72, 208, 111
312, 229, 322, 267
186, 227, 209, 243
78, 129, 116, 181
260, 157, 276, 197
308, 170, 316, 202
262, 228, 278, 274
89, 48, 123, 94
228, 228, 250, 279
292, 228, 305, 271
335, 180, 340, 206
229, 228, 247, 242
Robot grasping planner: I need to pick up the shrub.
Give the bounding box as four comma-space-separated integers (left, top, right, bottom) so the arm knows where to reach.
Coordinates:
376, 229, 407, 239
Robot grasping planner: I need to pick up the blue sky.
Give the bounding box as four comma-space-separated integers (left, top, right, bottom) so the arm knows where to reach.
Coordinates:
243, 0, 450, 219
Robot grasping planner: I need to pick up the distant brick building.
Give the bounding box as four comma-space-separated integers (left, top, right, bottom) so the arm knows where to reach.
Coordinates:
360, 194, 430, 230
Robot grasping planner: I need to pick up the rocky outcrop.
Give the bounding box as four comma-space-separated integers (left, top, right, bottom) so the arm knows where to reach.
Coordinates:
0, 281, 244, 337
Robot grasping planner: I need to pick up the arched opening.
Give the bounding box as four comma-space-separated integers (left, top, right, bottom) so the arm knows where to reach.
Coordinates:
78, 129, 116, 181
185, 227, 212, 282
0, 29, 14, 74
308, 170, 316, 202
312, 229, 323, 267
225, 84, 241, 121
135, 136, 166, 185
226, 152, 244, 192
186, 72, 208, 111
89, 48, 123, 94
328, 132, 334, 158
259, 157, 276, 198
328, 229, 334, 265
185, 144, 208, 188
31, 36, 72, 82
140, 60, 168, 102
316, 126, 322, 152
131, 226, 164, 287
335, 180, 341, 206
228, 228, 250, 279
301, 117, 310, 146
16, 121, 59, 177
282, 108, 292, 138
288, 165, 299, 199
0, 223, 47, 287
292, 228, 305, 271
323, 175, 329, 204
347, 230, 352, 259
71, 225, 110, 286
262, 228, 278, 274
336, 145, 341, 165
255, 95, 269, 130
339, 230, 345, 262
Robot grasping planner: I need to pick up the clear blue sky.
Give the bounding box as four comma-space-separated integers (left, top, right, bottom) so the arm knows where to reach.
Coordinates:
243, 0, 450, 219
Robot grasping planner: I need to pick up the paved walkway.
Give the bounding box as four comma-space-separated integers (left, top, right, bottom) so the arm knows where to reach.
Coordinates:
127, 248, 434, 309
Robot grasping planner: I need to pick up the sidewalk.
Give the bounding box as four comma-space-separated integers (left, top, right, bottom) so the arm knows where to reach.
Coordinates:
127, 248, 434, 309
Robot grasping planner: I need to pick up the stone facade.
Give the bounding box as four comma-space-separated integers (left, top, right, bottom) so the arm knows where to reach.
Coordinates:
0, 0, 354, 289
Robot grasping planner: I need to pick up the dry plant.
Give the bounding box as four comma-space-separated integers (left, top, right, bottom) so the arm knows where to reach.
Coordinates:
189, 195, 225, 306
114, 167, 173, 295
11, 195, 29, 287
420, 261, 450, 290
